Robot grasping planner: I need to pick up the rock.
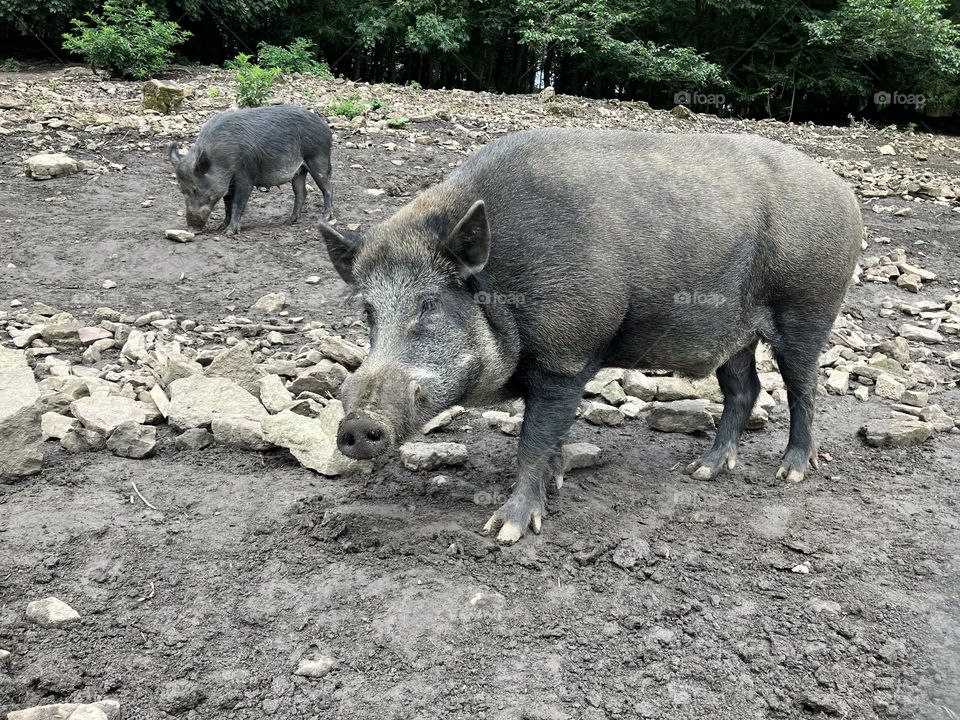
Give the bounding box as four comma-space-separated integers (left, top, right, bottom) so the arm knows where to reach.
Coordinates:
896, 273, 922, 292
874, 373, 905, 401
41, 412, 78, 440
422, 405, 466, 434
7, 702, 120, 720
290, 360, 349, 395
538, 85, 556, 100
167, 375, 267, 430
316, 334, 367, 368
0, 648, 10, 670
106, 421, 157, 459
211, 415, 270, 450
920, 404, 955, 432
26, 596, 80, 627
496, 414, 523, 436
60, 428, 107, 453
853, 386, 869, 401
562, 442, 603, 472
142, 78, 186, 113
25, 152, 78, 180
0, 366, 43, 479
620, 397, 650, 418
670, 104, 697, 121
860, 418, 933, 447
262, 402, 370, 476
655, 376, 701, 401
174, 427, 214, 450
67, 706, 108, 720
70, 395, 147, 434
41, 322, 82, 345
251, 292, 286, 313
205, 341, 262, 394
0, 346, 29, 369
257, 374, 293, 413
295, 656, 338, 678
120, 328, 147, 361
165, 229, 195, 243
399, 441, 468, 471
159, 679, 206, 715
580, 400, 624, 426
877, 144, 896, 156
149, 384, 170, 418
647, 400, 715, 433
621, 370, 657, 401
824, 369, 849, 395
160, 353, 203, 387
611, 538, 650, 569
77, 326, 112, 344
899, 323, 943, 344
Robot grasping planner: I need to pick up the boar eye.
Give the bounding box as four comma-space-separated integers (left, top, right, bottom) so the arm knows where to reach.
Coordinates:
419, 296, 439, 318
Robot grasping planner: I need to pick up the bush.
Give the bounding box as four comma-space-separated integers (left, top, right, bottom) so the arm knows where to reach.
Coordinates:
62, 0, 190, 79
230, 53, 280, 107
3, 58, 22, 71
257, 38, 332, 77
327, 95, 367, 119
387, 116, 408, 128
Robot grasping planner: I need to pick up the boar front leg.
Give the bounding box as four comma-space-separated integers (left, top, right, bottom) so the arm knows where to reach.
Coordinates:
483, 365, 595, 544
224, 179, 253, 235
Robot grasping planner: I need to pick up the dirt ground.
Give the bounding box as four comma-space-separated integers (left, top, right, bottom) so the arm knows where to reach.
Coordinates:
1, 67, 959, 719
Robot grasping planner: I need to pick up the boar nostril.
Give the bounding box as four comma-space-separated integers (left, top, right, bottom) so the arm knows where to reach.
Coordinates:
342, 432, 355, 447
366, 429, 382, 442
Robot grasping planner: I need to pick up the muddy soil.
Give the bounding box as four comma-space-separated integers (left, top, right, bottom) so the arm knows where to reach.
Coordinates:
1, 68, 959, 720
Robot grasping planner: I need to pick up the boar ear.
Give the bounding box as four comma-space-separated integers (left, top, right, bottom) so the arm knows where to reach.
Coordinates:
442, 199, 490, 278
194, 149, 211, 176
165, 142, 182, 168
319, 221, 362, 285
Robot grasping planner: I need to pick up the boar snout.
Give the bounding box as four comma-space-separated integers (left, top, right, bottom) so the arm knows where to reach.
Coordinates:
337, 412, 391, 459
185, 206, 211, 230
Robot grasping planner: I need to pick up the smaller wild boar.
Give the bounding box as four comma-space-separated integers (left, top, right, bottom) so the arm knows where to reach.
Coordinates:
166, 105, 333, 234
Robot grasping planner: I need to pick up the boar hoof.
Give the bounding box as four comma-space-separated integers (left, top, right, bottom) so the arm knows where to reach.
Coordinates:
482, 498, 544, 544
554, 473, 564, 490
225, 224, 241, 235
284, 212, 300, 225
685, 448, 737, 481
775, 447, 819, 483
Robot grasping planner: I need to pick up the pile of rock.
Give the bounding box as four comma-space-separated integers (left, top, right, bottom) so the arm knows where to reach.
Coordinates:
861, 247, 937, 292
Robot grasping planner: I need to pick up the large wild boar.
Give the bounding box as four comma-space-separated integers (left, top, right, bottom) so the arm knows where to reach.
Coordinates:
319, 129, 862, 543
166, 105, 333, 234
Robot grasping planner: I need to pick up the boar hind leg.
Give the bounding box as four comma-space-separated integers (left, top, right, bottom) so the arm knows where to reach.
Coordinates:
772, 313, 831, 483
286, 168, 308, 224
686, 340, 760, 480
483, 367, 593, 544
305, 156, 333, 220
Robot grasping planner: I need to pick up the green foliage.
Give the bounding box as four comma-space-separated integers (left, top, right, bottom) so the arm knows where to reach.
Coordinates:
257, 37, 333, 77
3, 58, 22, 71
230, 53, 280, 107
61, 0, 190, 79
207, 86, 221, 97
327, 94, 388, 118
327, 95, 367, 119
387, 115, 408, 128
407, 80, 423, 90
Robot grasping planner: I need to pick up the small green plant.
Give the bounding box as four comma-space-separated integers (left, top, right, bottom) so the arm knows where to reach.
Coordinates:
387, 116, 408, 129
407, 80, 422, 90
3, 58, 22, 71
904, 122, 918, 135
62, 0, 190, 79
257, 38, 332, 77
879, 123, 899, 137
230, 53, 280, 108
328, 95, 367, 119
207, 86, 221, 98
368, 97, 386, 110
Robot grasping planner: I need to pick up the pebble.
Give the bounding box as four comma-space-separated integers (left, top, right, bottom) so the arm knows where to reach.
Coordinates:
646, 399, 714, 433
294, 656, 338, 678
399, 441, 468, 471
561, 442, 602, 471
106, 421, 157, 459
580, 400, 624, 426
251, 292, 286, 313
165, 229, 195, 243
860, 418, 933, 447
26, 596, 80, 627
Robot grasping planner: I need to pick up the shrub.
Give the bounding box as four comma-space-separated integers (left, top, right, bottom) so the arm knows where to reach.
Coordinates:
230, 53, 280, 107
257, 38, 333, 77
62, 0, 190, 79
328, 95, 367, 119
3, 58, 22, 71
387, 116, 408, 128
